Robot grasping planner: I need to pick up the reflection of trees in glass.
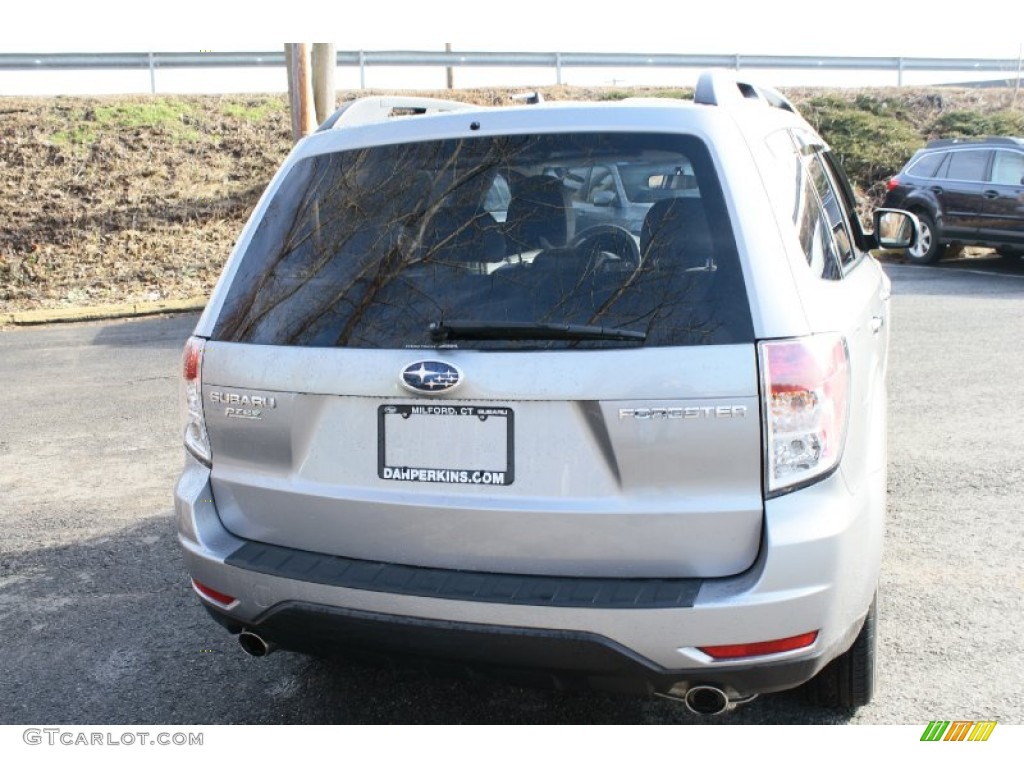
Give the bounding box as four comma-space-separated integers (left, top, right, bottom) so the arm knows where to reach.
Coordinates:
213, 133, 751, 349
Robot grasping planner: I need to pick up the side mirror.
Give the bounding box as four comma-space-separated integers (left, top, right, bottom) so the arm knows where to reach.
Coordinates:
592, 189, 617, 207
873, 208, 919, 250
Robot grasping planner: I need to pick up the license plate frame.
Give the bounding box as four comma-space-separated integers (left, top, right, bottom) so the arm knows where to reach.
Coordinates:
377, 404, 515, 486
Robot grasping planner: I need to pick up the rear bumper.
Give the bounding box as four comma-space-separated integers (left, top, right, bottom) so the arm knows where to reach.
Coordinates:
203, 601, 828, 697
175, 454, 882, 698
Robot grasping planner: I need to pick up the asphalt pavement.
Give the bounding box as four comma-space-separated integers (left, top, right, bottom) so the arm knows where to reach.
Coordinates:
0, 256, 1021, 724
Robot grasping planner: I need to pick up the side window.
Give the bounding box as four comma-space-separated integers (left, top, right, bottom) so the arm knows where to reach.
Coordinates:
585, 165, 618, 204
807, 153, 857, 270
483, 174, 511, 221
944, 150, 990, 182
765, 129, 860, 279
908, 151, 946, 179
990, 150, 1024, 186
794, 163, 842, 280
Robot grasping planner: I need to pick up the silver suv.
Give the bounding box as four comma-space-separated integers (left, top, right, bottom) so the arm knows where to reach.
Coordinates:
175, 73, 917, 715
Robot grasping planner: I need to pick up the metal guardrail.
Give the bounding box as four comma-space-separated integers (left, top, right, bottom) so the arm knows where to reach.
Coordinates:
1, 50, 1022, 91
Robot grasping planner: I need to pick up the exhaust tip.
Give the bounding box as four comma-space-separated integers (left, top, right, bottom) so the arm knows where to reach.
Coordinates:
238, 630, 274, 658
684, 685, 730, 716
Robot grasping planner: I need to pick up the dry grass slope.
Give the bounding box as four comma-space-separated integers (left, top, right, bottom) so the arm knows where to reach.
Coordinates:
1, 86, 1022, 313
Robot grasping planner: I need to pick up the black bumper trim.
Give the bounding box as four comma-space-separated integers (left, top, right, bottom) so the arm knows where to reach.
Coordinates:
206, 601, 828, 697
225, 541, 702, 609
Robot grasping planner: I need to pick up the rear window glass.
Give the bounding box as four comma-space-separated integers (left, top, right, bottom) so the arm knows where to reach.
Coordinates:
212, 132, 753, 349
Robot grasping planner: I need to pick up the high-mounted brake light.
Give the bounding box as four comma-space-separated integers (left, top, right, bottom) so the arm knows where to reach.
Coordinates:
700, 631, 819, 660
181, 336, 211, 465
759, 334, 849, 495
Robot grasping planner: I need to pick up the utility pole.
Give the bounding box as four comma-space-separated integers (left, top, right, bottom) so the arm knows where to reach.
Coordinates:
1013, 42, 1022, 109
285, 43, 316, 142
312, 43, 336, 124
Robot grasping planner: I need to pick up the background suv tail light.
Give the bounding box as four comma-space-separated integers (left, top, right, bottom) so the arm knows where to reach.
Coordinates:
181, 336, 211, 465
759, 334, 850, 495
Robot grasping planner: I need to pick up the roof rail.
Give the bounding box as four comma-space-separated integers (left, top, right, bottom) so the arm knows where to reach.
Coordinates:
925, 136, 1023, 148
694, 71, 797, 114
318, 96, 473, 131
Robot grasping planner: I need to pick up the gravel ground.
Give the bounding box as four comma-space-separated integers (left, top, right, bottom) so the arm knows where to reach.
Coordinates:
0, 258, 1021, 726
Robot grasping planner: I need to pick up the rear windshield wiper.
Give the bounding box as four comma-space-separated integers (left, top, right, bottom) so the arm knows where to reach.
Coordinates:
429, 320, 646, 343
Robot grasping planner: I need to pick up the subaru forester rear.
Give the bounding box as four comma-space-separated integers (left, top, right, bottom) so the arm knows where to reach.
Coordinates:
175, 74, 916, 714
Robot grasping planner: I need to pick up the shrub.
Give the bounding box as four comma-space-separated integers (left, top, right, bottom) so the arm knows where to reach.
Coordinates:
929, 109, 1024, 138
801, 97, 924, 186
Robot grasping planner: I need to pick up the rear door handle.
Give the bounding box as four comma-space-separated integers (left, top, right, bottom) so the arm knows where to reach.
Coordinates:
871, 316, 884, 334
983, 190, 1000, 199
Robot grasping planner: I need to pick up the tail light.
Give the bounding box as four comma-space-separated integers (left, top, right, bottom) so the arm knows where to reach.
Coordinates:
885, 176, 901, 191
181, 336, 211, 465
759, 334, 850, 495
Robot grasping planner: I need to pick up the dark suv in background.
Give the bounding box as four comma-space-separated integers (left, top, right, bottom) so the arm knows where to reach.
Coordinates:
883, 136, 1024, 264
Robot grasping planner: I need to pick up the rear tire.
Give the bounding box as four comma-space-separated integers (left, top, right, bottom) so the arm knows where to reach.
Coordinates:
906, 211, 943, 264
802, 593, 877, 711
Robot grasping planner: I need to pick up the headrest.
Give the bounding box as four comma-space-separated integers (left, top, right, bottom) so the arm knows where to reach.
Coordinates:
640, 197, 713, 269
419, 208, 507, 264
505, 175, 574, 253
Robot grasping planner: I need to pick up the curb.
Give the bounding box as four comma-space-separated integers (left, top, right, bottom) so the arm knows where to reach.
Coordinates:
2, 297, 207, 326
